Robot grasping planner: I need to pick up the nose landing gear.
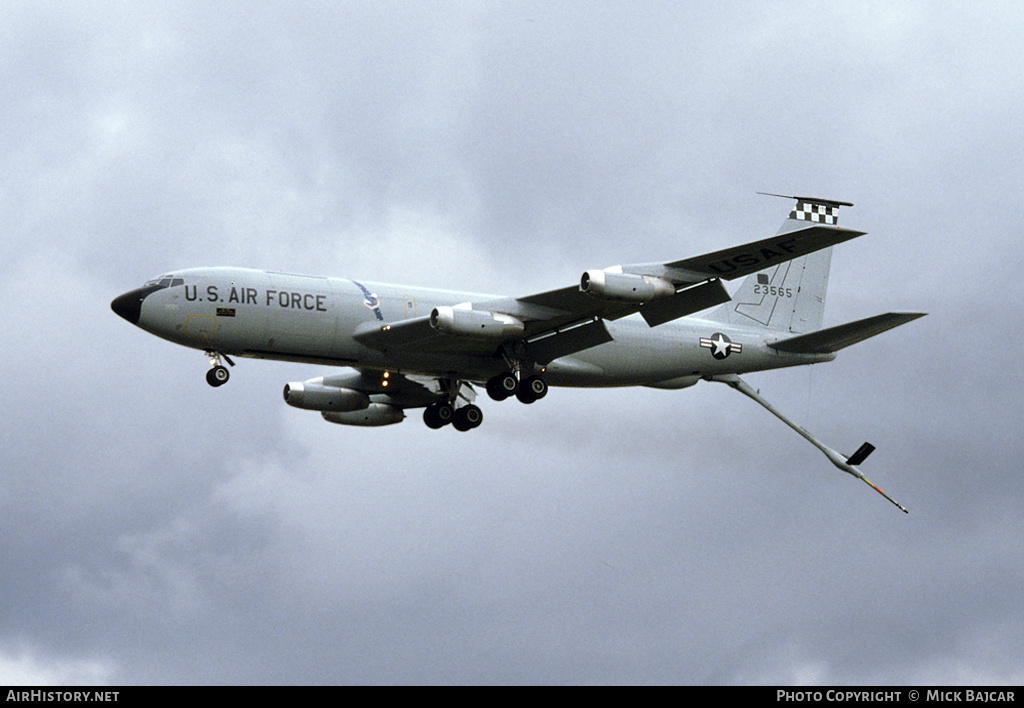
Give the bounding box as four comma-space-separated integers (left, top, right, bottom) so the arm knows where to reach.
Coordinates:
205, 351, 235, 387
206, 365, 229, 387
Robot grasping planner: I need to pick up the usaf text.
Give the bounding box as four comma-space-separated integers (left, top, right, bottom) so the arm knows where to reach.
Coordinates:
185, 285, 328, 311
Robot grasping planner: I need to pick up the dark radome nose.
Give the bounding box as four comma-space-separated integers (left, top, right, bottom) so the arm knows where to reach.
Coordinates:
111, 288, 150, 325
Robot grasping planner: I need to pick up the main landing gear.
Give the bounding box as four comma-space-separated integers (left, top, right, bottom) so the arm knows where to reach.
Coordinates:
423, 376, 483, 432
423, 400, 483, 432
205, 351, 235, 387
423, 370, 548, 432
485, 371, 547, 404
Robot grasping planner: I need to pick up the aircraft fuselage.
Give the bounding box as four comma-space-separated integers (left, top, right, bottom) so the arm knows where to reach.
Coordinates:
113, 266, 831, 389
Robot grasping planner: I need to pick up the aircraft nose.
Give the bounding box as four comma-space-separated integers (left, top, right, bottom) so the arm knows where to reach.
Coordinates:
111, 288, 148, 325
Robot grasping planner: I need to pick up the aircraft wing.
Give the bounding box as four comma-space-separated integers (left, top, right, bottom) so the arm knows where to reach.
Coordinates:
352, 308, 619, 362
473, 222, 864, 329
355, 222, 864, 364
622, 222, 865, 282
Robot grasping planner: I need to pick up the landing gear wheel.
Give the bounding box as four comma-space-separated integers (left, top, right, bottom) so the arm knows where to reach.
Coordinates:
423, 401, 455, 429
452, 404, 483, 432
516, 374, 547, 404
423, 407, 444, 429
206, 365, 230, 387
486, 372, 519, 401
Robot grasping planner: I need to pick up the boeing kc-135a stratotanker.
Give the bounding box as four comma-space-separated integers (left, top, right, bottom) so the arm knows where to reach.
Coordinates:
112, 195, 924, 512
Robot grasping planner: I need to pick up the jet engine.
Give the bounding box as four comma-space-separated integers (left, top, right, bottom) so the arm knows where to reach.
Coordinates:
430, 306, 525, 340
580, 270, 675, 302
283, 379, 370, 412
322, 403, 405, 427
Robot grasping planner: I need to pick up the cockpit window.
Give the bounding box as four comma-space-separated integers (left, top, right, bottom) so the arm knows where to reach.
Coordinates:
142, 275, 184, 289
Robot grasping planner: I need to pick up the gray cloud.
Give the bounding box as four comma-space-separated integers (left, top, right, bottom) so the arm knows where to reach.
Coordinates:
2, 0, 1022, 685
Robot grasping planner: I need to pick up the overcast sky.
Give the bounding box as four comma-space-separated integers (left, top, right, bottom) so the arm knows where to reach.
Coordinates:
2, 0, 1023, 685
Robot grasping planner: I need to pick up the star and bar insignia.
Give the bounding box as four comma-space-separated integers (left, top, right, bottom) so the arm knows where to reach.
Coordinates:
700, 332, 742, 359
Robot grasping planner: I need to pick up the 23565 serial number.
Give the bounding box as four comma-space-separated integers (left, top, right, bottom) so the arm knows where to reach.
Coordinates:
753, 284, 793, 298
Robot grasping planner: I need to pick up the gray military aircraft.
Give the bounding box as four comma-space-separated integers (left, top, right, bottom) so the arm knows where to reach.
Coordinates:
112, 196, 924, 511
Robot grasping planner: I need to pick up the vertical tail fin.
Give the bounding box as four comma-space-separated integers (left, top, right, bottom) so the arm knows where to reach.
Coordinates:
707, 195, 852, 334
711, 246, 832, 334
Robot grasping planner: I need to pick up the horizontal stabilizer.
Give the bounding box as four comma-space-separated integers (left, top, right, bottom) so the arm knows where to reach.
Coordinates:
846, 442, 876, 467
768, 312, 926, 354
757, 193, 854, 225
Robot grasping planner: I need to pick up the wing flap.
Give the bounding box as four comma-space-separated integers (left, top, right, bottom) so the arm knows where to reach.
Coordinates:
639, 278, 731, 327
525, 317, 613, 364
768, 312, 926, 354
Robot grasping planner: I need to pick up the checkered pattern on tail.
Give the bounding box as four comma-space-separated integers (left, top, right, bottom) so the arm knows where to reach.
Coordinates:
790, 201, 838, 225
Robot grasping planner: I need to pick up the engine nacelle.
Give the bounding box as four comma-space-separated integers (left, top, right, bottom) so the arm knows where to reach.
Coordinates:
322, 403, 405, 427
430, 306, 525, 340
580, 270, 676, 302
283, 379, 370, 412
